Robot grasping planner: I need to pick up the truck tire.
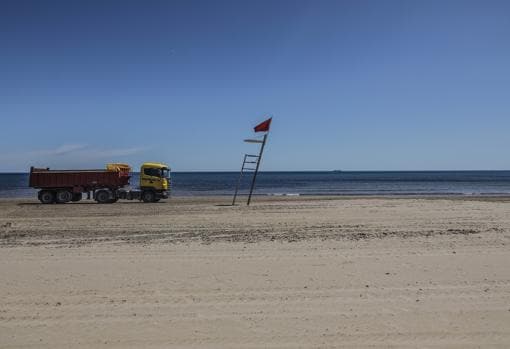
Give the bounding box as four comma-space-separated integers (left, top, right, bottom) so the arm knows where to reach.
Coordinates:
56, 190, 73, 203
142, 190, 156, 203
95, 190, 111, 204
71, 193, 83, 202
38, 190, 55, 204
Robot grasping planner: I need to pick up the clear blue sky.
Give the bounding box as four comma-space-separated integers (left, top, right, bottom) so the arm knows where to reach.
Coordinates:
1, 0, 509, 172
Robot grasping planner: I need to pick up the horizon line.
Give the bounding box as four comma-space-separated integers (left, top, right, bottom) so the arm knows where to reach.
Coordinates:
2, 169, 510, 174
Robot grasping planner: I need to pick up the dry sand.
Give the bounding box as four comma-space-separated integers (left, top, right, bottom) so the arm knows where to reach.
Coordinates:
1, 196, 510, 348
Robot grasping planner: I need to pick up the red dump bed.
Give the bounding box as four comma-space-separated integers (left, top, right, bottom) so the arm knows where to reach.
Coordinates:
29, 167, 130, 191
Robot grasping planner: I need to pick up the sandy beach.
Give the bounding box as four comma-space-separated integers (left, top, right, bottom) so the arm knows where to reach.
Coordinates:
1, 196, 510, 348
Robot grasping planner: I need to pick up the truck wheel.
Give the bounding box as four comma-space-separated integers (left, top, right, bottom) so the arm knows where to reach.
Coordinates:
95, 190, 111, 204
56, 190, 73, 203
71, 193, 83, 202
38, 190, 55, 204
142, 190, 156, 203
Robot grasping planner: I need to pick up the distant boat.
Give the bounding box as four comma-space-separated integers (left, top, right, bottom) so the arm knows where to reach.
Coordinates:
332, 170, 343, 173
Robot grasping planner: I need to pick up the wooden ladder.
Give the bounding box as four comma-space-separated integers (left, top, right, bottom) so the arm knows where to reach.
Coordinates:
232, 134, 268, 206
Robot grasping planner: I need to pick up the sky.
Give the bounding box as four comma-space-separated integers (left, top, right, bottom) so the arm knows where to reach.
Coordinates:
1, 0, 510, 172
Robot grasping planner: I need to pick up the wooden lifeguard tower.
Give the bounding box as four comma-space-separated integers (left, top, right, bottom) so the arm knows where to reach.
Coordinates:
232, 117, 272, 206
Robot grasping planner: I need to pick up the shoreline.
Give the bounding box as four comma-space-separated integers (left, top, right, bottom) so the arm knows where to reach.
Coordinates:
3, 193, 510, 203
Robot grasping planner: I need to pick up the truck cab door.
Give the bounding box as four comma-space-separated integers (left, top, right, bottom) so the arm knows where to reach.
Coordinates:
140, 167, 163, 190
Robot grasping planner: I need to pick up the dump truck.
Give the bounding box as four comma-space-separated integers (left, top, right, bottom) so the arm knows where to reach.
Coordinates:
29, 162, 171, 204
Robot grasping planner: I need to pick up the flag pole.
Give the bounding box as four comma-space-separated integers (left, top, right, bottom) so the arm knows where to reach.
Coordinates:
247, 132, 268, 206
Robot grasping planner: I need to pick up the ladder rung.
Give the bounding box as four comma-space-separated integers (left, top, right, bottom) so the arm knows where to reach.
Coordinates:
243, 168, 256, 171
245, 161, 257, 164
246, 154, 259, 158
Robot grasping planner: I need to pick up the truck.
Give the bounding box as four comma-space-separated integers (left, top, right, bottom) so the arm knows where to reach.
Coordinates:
29, 162, 171, 204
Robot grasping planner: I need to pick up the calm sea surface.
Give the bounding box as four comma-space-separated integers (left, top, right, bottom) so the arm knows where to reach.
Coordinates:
2, 171, 510, 198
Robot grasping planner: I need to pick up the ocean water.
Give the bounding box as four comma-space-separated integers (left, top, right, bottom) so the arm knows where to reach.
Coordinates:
2, 171, 510, 199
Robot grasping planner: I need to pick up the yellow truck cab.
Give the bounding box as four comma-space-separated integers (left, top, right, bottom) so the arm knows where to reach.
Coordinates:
139, 162, 171, 202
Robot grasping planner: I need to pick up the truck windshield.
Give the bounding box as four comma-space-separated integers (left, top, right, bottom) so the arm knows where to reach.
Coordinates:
162, 169, 170, 178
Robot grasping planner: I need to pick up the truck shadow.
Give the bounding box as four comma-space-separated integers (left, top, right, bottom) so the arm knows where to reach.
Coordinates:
17, 202, 166, 206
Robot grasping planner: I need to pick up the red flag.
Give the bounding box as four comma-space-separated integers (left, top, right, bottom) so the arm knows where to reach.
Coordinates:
254, 117, 272, 132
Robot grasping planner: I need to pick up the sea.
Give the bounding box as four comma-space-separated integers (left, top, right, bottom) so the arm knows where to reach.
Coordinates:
2, 171, 510, 199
